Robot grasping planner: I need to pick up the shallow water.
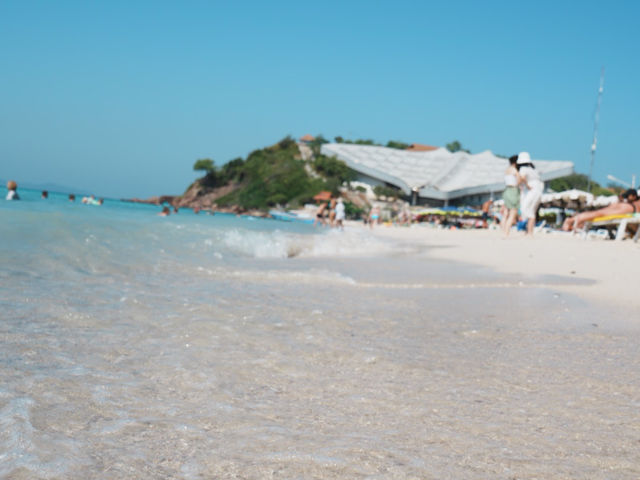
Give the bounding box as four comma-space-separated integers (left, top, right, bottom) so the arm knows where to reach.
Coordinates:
2, 190, 640, 479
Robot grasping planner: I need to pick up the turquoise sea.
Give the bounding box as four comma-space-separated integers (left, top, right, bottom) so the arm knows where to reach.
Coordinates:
2, 187, 640, 479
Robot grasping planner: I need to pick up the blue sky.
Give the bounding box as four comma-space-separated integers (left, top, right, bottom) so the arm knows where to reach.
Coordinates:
1, 0, 638, 198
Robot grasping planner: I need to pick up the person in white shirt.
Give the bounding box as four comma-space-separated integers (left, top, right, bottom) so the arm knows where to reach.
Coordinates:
516, 152, 544, 236
335, 198, 345, 230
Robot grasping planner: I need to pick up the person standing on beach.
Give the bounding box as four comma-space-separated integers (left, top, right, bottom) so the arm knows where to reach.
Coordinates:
501, 155, 520, 236
368, 205, 381, 229
516, 152, 544, 236
328, 197, 337, 227
314, 201, 327, 226
335, 197, 345, 230
481, 199, 493, 228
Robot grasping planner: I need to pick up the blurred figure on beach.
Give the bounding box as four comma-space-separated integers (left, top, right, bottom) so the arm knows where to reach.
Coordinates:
314, 200, 328, 226
562, 188, 640, 231
397, 203, 411, 226
335, 197, 345, 230
501, 155, 520, 236
41, 190, 48, 199
159, 206, 171, 216
368, 205, 381, 229
481, 199, 493, 228
6, 180, 20, 200
516, 152, 543, 236
328, 197, 336, 227
68, 194, 76, 202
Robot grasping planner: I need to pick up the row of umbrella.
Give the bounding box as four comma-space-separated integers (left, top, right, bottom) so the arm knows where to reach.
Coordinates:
415, 189, 620, 221
415, 206, 481, 218
494, 189, 619, 210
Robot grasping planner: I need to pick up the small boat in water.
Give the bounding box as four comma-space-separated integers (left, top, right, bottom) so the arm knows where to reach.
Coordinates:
269, 210, 314, 224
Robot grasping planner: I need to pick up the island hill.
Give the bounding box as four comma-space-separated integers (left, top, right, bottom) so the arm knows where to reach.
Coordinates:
128, 135, 383, 217
127, 135, 615, 218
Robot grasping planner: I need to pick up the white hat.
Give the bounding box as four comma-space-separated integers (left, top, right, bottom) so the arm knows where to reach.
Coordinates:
517, 152, 531, 165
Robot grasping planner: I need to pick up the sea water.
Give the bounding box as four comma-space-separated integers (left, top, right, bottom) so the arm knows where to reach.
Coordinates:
2, 188, 640, 479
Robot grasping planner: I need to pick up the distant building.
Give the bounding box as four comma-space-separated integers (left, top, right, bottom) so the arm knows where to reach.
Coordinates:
321, 143, 573, 206
405, 143, 438, 152
299, 134, 315, 144
313, 190, 332, 202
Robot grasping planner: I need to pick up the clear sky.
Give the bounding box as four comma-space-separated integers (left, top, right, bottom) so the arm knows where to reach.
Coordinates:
1, 0, 638, 198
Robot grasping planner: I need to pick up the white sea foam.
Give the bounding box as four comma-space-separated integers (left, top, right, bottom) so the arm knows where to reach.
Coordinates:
218, 227, 403, 259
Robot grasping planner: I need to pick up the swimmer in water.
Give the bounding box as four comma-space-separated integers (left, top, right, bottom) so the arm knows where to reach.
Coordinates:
6, 180, 20, 200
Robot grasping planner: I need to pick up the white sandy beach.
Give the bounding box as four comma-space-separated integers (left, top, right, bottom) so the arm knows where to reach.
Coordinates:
366, 223, 640, 313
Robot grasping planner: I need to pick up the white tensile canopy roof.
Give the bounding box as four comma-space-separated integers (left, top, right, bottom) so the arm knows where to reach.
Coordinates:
321, 143, 574, 201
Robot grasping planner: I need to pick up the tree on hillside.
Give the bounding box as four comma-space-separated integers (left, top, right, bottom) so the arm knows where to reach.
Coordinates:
215, 137, 327, 209
193, 158, 215, 173
220, 157, 246, 183
312, 155, 356, 193
386, 140, 410, 150
308, 135, 329, 155
353, 139, 376, 145
446, 140, 470, 153
193, 158, 222, 188
374, 185, 402, 200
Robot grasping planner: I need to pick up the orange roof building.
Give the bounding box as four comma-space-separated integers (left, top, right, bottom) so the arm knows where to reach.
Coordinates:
406, 143, 438, 152
313, 191, 332, 202
299, 134, 315, 143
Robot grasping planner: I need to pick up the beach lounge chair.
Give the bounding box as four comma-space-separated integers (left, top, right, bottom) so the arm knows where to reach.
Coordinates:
582, 214, 640, 241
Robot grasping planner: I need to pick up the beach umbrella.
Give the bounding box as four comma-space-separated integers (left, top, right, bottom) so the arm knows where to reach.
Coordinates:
457, 206, 481, 217
588, 195, 618, 208
540, 189, 593, 209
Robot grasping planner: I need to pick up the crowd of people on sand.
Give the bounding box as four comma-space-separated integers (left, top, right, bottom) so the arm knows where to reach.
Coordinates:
498, 151, 640, 238
5, 180, 105, 205
306, 150, 639, 240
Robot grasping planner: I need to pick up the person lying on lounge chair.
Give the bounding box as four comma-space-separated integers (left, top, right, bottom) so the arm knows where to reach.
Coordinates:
562, 189, 639, 231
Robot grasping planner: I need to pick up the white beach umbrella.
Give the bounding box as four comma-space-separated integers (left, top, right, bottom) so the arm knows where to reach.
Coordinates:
588, 195, 618, 208
541, 189, 594, 209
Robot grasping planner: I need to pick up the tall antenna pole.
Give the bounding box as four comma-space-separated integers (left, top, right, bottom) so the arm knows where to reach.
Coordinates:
587, 67, 605, 193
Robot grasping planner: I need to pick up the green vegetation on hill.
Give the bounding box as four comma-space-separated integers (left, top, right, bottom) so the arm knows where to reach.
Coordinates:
188, 135, 616, 212
189, 136, 357, 210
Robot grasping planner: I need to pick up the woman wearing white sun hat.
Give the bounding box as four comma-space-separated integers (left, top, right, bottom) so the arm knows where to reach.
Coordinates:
516, 152, 544, 236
